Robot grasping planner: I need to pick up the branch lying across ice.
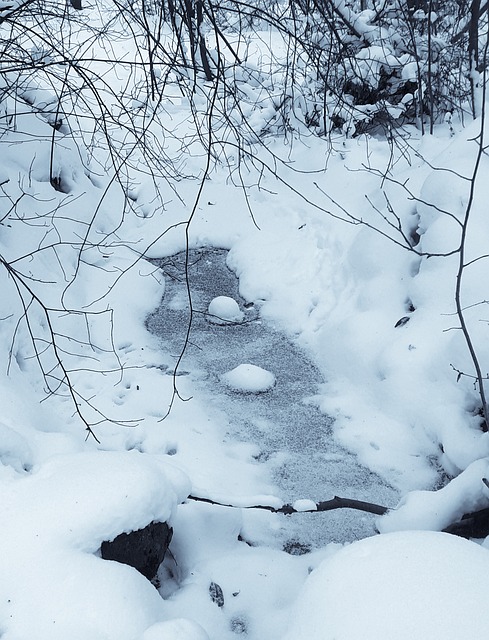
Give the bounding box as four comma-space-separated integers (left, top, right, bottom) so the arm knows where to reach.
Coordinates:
187, 494, 389, 516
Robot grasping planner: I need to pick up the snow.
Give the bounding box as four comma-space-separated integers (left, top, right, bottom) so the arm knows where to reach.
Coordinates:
220, 363, 276, 393
293, 499, 317, 512
2, 6, 489, 639
285, 531, 489, 640
378, 458, 489, 533
140, 619, 209, 640
0, 451, 190, 640
207, 296, 244, 324
164, 500, 321, 640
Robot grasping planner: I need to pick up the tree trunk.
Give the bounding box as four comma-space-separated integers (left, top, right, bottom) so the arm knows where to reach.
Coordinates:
469, 0, 481, 117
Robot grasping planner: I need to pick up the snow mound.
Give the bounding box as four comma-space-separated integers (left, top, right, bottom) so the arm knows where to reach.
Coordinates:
140, 619, 209, 640
220, 364, 276, 393
207, 296, 244, 324
0, 422, 33, 472
285, 531, 489, 640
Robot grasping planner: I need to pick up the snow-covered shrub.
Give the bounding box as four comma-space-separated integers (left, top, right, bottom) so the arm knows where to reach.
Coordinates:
164, 0, 482, 140
280, 0, 480, 136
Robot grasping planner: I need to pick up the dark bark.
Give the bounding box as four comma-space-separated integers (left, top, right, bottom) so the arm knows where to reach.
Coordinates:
188, 494, 389, 516
469, 0, 482, 117
196, 0, 213, 81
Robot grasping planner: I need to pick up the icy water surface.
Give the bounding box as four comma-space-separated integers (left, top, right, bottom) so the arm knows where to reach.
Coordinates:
147, 248, 398, 550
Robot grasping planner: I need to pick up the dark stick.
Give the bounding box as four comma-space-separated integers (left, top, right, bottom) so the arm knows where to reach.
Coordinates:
187, 494, 390, 516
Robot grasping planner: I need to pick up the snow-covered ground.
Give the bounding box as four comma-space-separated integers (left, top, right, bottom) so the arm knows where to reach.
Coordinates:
2, 8, 489, 638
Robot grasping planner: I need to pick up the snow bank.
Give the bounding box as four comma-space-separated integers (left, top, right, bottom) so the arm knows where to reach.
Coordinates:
215, 116, 489, 499
285, 531, 489, 640
378, 458, 489, 533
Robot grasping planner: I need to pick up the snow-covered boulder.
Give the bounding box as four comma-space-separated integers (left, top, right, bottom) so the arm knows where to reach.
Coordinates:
285, 531, 489, 640
207, 296, 244, 324
0, 450, 191, 640
220, 364, 276, 393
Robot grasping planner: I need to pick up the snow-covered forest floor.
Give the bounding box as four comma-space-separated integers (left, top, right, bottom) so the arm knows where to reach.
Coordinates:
2, 2, 489, 638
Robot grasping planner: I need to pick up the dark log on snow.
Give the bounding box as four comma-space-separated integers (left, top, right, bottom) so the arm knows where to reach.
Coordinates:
187, 494, 389, 516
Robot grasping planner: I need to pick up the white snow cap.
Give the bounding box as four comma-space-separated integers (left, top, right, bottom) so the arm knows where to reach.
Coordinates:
220, 363, 276, 393
285, 530, 489, 640
207, 296, 244, 324
292, 499, 317, 512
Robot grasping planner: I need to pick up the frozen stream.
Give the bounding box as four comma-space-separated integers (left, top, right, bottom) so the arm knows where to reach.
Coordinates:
147, 248, 398, 550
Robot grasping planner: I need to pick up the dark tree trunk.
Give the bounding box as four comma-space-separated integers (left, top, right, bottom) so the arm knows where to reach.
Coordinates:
469, 0, 481, 117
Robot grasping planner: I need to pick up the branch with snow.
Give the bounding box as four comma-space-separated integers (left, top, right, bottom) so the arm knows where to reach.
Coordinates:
187, 493, 390, 516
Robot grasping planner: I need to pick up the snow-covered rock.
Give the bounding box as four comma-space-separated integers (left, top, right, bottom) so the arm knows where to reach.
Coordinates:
207, 296, 244, 324
101, 520, 173, 580
0, 451, 190, 640
220, 364, 276, 393
284, 531, 489, 640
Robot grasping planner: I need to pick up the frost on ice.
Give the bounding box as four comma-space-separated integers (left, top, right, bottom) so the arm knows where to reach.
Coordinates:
207, 296, 244, 324
220, 364, 276, 393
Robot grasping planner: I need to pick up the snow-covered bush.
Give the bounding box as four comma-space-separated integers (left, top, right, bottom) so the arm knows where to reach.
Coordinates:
274, 0, 482, 136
